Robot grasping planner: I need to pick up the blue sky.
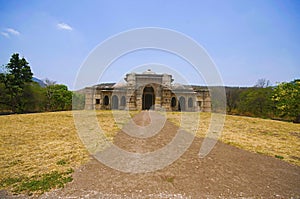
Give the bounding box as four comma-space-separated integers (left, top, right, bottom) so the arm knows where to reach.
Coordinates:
1, 0, 299, 89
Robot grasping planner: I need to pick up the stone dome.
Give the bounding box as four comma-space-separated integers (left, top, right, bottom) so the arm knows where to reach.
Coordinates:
113, 82, 127, 88
142, 69, 156, 75
172, 83, 193, 90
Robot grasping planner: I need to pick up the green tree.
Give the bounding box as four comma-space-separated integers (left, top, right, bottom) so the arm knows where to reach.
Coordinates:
226, 87, 243, 114
2, 53, 33, 113
272, 79, 300, 122
238, 87, 274, 118
45, 84, 72, 111
22, 82, 47, 112
0, 73, 11, 112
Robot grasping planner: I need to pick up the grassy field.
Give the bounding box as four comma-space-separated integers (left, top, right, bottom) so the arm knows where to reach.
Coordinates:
0, 110, 299, 194
167, 112, 300, 166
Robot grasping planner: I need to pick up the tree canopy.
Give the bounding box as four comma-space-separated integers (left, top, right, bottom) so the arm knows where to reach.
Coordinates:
0, 53, 75, 114
272, 79, 300, 122
1, 53, 33, 113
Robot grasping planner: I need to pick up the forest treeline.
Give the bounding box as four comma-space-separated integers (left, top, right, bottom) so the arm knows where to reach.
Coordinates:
226, 79, 300, 122
0, 53, 299, 122
0, 53, 84, 114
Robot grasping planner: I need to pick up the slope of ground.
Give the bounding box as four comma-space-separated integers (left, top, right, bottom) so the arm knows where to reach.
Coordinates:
0, 111, 299, 198
43, 112, 300, 198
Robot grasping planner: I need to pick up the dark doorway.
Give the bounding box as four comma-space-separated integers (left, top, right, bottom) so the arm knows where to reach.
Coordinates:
112, 95, 118, 109
103, 95, 109, 106
142, 86, 155, 110
178, 96, 185, 111
171, 97, 176, 107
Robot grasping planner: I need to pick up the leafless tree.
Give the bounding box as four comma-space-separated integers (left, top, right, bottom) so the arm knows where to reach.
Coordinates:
254, 78, 271, 88
44, 78, 56, 86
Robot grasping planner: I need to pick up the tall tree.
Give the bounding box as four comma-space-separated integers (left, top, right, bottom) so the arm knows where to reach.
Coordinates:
3, 53, 33, 113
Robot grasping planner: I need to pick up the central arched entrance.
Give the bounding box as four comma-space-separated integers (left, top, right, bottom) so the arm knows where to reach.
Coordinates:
142, 86, 155, 110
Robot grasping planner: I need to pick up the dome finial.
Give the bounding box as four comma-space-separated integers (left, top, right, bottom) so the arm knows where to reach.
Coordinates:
143, 69, 156, 74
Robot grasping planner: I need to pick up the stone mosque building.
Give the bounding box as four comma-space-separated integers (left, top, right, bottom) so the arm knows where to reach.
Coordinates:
84, 69, 211, 112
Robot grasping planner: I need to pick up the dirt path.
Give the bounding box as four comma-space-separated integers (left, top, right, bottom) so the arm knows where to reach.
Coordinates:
4, 111, 300, 198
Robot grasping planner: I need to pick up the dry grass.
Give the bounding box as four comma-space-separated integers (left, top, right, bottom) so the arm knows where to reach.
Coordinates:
0, 112, 89, 191
1, 110, 299, 194
0, 110, 137, 193
167, 112, 300, 166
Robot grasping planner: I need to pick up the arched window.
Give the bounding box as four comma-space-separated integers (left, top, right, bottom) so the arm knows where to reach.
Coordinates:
103, 95, 109, 106
171, 97, 176, 107
188, 97, 193, 108
178, 96, 185, 111
112, 95, 118, 109
120, 96, 126, 106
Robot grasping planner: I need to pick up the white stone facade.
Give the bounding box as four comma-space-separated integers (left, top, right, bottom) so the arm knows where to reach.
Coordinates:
84, 70, 211, 112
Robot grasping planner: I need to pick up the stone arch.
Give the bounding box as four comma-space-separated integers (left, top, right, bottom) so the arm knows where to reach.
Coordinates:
103, 95, 109, 106
142, 86, 155, 110
178, 96, 186, 111
112, 95, 119, 109
188, 97, 193, 108
120, 96, 126, 107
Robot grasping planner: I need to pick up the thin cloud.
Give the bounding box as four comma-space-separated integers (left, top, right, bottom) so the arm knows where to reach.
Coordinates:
57, 23, 73, 31
1, 32, 9, 38
6, 28, 20, 35
1, 28, 20, 38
